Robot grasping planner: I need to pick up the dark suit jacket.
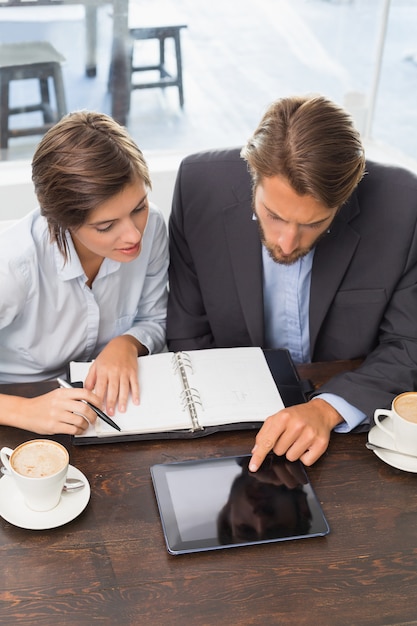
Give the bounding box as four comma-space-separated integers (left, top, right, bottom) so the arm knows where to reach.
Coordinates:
167, 148, 417, 418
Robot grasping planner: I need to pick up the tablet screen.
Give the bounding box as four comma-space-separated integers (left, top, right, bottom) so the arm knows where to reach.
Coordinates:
150, 453, 329, 555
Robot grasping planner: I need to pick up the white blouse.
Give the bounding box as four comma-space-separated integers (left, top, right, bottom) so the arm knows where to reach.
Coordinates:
0, 205, 168, 382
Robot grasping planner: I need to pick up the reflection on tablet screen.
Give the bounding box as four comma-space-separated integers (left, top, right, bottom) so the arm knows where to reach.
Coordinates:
151, 454, 329, 555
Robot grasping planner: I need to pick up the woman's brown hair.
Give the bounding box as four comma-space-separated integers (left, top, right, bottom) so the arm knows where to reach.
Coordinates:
32, 110, 152, 259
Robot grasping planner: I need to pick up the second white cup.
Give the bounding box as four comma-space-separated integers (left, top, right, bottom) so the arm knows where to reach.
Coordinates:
374, 392, 417, 456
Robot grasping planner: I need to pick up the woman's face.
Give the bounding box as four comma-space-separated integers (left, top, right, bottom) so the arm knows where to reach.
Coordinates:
70, 179, 149, 266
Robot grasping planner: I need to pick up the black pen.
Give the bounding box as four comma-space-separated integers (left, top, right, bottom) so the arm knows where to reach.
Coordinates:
56, 377, 121, 432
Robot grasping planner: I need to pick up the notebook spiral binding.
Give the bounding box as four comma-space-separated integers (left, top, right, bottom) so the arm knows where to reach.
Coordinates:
172, 352, 203, 432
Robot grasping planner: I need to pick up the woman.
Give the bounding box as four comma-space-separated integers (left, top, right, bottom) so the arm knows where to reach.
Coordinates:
0, 111, 168, 435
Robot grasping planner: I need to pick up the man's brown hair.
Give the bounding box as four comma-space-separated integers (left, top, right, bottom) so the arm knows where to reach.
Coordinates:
241, 95, 366, 208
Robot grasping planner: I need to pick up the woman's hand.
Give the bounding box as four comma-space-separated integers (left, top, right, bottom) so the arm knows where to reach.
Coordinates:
0, 387, 100, 435
84, 335, 145, 416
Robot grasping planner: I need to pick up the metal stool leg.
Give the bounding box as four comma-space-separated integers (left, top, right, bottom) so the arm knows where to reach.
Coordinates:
85, 5, 98, 77
51, 65, 67, 120
39, 77, 54, 123
0, 73, 10, 149
159, 36, 166, 78
173, 30, 184, 108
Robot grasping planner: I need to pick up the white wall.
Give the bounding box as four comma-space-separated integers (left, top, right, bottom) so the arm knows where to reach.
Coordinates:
0, 151, 184, 227
0, 161, 38, 221
1, 143, 417, 231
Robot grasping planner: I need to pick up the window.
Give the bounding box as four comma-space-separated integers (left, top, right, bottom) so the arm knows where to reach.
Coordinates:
0, 0, 416, 168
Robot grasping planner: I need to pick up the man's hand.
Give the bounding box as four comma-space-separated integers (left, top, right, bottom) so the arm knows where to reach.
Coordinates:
249, 398, 343, 470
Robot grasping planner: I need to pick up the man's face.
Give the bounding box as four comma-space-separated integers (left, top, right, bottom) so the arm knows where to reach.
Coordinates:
254, 175, 337, 265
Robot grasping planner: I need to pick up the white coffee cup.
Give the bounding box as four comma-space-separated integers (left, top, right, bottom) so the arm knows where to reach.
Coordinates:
374, 392, 417, 455
0, 439, 69, 512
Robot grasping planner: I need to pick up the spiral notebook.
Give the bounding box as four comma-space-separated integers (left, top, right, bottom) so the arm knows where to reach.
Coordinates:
70, 347, 306, 445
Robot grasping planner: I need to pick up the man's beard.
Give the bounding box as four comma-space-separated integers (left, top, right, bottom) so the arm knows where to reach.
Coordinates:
257, 219, 328, 266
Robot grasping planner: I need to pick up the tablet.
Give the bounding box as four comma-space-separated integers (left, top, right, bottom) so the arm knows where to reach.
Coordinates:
150, 453, 330, 555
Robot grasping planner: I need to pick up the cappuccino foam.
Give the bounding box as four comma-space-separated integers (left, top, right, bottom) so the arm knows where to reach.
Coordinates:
11, 441, 68, 478
394, 394, 417, 424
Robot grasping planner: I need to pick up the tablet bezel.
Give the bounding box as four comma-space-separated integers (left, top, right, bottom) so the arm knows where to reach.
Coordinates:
150, 453, 330, 555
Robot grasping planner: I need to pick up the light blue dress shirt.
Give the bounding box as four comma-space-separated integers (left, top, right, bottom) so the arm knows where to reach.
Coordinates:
262, 245, 367, 432
0, 205, 168, 383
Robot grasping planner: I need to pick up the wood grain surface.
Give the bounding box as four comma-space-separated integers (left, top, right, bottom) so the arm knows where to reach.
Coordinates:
1, 361, 416, 626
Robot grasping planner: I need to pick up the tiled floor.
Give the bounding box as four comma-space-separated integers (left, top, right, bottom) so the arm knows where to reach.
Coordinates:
0, 0, 416, 170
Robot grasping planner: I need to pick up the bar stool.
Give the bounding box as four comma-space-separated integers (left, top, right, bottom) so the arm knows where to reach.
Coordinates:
0, 41, 67, 150
129, 24, 187, 108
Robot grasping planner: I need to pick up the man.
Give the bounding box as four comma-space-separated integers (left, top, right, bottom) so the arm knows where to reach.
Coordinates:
167, 94, 417, 469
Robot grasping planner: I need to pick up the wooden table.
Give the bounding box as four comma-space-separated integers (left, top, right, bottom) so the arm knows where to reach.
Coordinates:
1, 360, 417, 626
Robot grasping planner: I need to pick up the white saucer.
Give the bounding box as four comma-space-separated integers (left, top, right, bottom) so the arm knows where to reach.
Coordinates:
368, 424, 417, 473
0, 465, 90, 530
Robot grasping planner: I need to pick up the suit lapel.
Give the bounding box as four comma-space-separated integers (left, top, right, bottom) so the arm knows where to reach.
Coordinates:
223, 193, 264, 346
309, 193, 361, 355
